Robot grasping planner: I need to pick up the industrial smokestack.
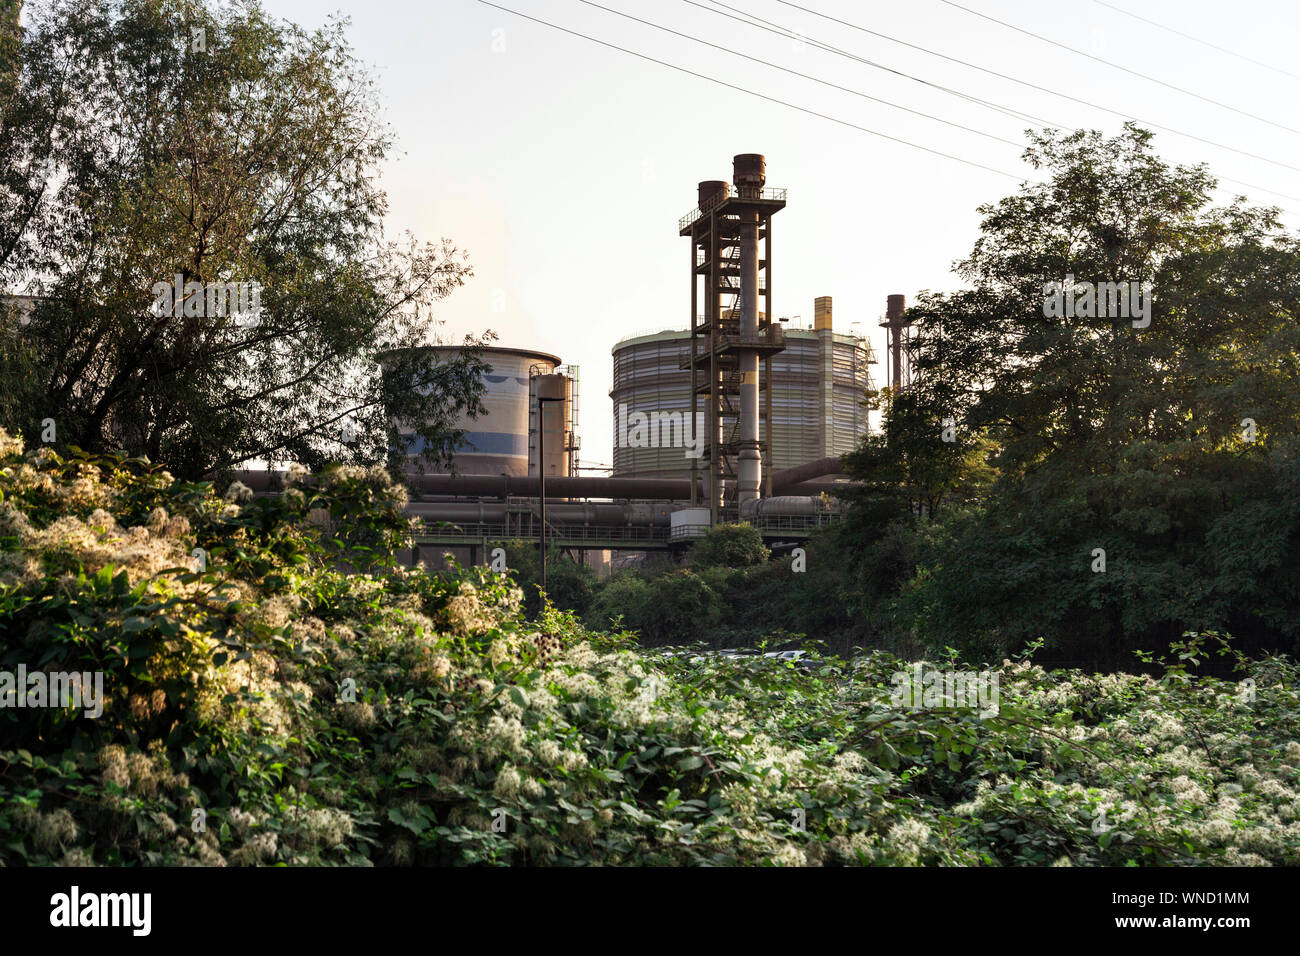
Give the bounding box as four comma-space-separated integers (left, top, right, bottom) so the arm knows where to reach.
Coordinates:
734, 154, 764, 506
698, 180, 728, 208
815, 296, 834, 456
732, 153, 765, 198
883, 293, 907, 390
886, 294, 905, 323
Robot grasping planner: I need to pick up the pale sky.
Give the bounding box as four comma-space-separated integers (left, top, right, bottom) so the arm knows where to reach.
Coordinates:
261, 0, 1300, 469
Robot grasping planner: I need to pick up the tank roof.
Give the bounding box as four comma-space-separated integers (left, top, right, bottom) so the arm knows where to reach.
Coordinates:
612, 327, 868, 351
379, 344, 563, 366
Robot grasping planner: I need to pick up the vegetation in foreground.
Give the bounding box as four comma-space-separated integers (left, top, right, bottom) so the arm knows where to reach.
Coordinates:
1, 433, 1297, 866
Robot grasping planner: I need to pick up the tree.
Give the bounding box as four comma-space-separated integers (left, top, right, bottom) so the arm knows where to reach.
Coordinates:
0, 0, 488, 479
846, 125, 1300, 665
842, 386, 995, 531
0, 0, 17, 105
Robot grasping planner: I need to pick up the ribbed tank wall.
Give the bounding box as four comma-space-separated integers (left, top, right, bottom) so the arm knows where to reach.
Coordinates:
827, 338, 871, 457
610, 330, 871, 479
766, 335, 822, 472
610, 335, 700, 479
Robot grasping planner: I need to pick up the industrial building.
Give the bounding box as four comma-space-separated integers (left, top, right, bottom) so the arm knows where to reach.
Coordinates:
611, 295, 874, 481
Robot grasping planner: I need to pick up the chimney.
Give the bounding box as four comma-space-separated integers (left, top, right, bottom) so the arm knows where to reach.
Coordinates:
814, 296, 833, 331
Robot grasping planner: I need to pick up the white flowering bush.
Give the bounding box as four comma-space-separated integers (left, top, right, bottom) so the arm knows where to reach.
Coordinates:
0, 430, 1296, 866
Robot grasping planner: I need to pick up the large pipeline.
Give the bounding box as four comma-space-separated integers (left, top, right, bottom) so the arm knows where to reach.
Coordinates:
232, 469, 697, 501
782, 480, 854, 498
769, 456, 845, 494
408, 500, 671, 526
408, 473, 694, 501
232, 466, 849, 508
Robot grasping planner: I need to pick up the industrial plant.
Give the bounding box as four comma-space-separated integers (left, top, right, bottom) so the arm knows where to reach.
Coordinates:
383, 153, 907, 569
228, 154, 908, 569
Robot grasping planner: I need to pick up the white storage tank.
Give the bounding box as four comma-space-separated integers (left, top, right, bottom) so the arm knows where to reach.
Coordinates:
382, 345, 565, 476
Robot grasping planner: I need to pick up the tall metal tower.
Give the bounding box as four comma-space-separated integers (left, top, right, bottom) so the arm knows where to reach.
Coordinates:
879, 293, 913, 391
678, 154, 786, 525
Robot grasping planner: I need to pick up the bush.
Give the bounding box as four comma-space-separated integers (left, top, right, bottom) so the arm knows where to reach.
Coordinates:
2, 430, 1297, 867
688, 523, 769, 569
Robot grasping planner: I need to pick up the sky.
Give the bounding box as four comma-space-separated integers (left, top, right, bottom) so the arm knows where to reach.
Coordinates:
260, 0, 1300, 470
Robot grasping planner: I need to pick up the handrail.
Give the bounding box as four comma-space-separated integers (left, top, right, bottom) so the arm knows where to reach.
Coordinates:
678, 186, 788, 231
616, 326, 683, 344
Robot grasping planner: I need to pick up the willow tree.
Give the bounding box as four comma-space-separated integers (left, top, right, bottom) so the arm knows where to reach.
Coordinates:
0, 0, 487, 479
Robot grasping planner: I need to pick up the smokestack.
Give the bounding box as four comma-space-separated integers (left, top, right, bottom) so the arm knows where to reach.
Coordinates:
734, 154, 764, 506
814, 296, 832, 331
698, 180, 728, 209
884, 293, 907, 390
815, 297, 835, 456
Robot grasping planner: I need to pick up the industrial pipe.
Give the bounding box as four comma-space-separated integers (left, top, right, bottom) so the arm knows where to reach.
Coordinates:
410, 472, 693, 501
769, 457, 845, 495
232, 470, 695, 501
407, 500, 672, 527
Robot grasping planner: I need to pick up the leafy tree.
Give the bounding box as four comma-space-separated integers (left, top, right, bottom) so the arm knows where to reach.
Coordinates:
845, 125, 1300, 665
0, 0, 17, 105
0, 0, 488, 479
842, 386, 996, 533
586, 568, 723, 644
586, 570, 653, 634
688, 522, 769, 569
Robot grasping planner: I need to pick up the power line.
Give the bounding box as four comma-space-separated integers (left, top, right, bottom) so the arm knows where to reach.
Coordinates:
769, 0, 1300, 175
475, 0, 1024, 181
766, 0, 1300, 201
1091, 0, 1300, 83
935, 0, 1300, 136
573, 0, 1023, 148
689, 0, 1056, 129
723, 0, 1300, 206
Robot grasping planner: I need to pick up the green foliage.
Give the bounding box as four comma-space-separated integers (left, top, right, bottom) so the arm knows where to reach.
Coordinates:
1, 430, 1297, 866
0, 0, 489, 479
687, 522, 770, 569
490, 540, 595, 617
586, 569, 722, 644
839, 125, 1300, 666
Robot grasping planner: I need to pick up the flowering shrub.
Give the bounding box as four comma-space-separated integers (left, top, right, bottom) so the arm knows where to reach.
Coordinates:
0, 430, 1296, 865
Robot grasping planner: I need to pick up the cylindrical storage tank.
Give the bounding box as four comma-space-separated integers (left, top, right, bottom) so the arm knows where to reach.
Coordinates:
611, 322, 874, 480
381, 345, 561, 477
611, 331, 698, 480
528, 372, 572, 478
670, 507, 711, 542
